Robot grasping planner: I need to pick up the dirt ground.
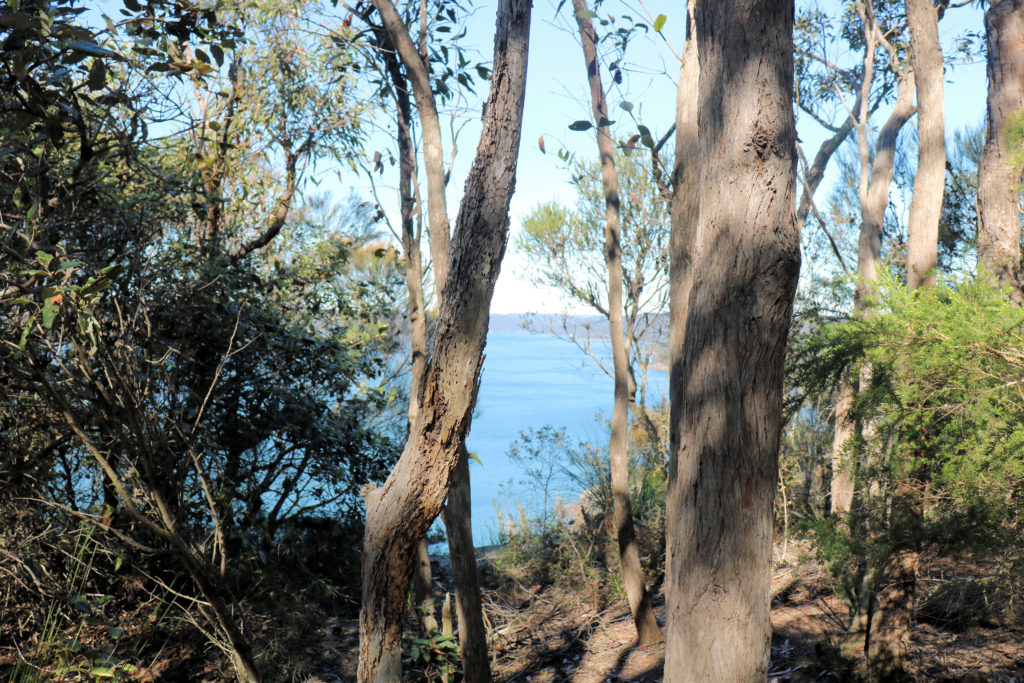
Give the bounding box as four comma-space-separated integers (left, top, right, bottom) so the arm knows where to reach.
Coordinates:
328, 545, 1024, 682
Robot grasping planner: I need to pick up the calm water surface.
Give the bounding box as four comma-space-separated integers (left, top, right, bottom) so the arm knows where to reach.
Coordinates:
446, 331, 667, 548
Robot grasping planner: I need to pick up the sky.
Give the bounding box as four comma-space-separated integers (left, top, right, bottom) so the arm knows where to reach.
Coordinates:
329, 0, 989, 315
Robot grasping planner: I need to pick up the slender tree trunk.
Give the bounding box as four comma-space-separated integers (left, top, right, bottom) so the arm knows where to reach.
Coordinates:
441, 445, 490, 682
830, 377, 856, 514
830, 9, 916, 519
571, 0, 661, 647
383, 42, 439, 635
357, 2, 531, 678
369, 0, 449, 289
665, 0, 799, 678
836, 7, 918, 666
977, 0, 1024, 295
905, 0, 946, 290
372, 1, 490, 668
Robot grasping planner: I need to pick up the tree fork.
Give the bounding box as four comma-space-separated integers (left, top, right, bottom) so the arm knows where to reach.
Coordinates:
357, 1, 531, 679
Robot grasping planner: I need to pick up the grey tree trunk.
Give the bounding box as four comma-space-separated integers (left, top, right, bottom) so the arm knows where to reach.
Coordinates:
357, 1, 531, 679
977, 0, 1024, 295
664, 0, 799, 678
381, 40, 438, 635
905, 0, 946, 290
371, 1, 492, 672
830, 8, 916, 518
571, 0, 661, 647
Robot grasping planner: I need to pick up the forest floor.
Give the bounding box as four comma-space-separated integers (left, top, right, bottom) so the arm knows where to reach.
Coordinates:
326, 541, 1024, 682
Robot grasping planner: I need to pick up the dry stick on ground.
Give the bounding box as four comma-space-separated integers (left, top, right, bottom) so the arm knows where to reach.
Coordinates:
570, 0, 662, 648
356, 1, 531, 679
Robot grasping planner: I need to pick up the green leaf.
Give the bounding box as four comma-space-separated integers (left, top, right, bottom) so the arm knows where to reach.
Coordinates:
575, 9, 598, 20
568, 120, 593, 131
41, 298, 59, 329
619, 101, 634, 112
597, 117, 615, 127
653, 14, 667, 32
210, 43, 224, 66
0, 11, 32, 29
468, 451, 483, 466
35, 250, 53, 267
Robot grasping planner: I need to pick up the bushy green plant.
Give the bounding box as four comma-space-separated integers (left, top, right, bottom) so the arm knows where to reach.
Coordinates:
792, 272, 1024, 585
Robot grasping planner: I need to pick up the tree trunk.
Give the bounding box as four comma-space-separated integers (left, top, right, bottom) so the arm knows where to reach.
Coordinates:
571, 0, 661, 647
865, 550, 917, 681
382, 40, 439, 636
666, 0, 698, 643
357, 1, 531, 678
830, 377, 857, 515
368, 0, 449, 290
905, 0, 946, 290
441, 445, 490, 683
830, 18, 916, 519
665, 0, 799, 678
977, 0, 1024, 295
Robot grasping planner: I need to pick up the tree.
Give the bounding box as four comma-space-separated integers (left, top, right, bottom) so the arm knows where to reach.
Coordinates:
360, 1, 494, 675
905, 0, 946, 290
977, 0, 1024, 297
357, 0, 531, 678
565, 0, 662, 646
664, 0, 799, 679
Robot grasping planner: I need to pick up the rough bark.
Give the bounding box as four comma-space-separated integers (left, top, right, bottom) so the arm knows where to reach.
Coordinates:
571, 0, 661, 647
441, 445, 490, 682
977, 0, 1024, 294
865, 550, 917, 680
665, 0, 799, 678
357, 1, 531, 679
905, 0, 946, 290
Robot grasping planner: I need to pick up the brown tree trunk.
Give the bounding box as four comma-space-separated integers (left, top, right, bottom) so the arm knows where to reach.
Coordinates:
357, 1, 531, 678
441, 445, 490, 682
977, 0, 1024, 295
905, 0, 946, 290
665, 0, 799, 678
866, 550, 917, 681
571, 0, 661, 647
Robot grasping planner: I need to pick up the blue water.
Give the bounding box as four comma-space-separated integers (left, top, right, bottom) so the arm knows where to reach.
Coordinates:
445, 332, 667, 548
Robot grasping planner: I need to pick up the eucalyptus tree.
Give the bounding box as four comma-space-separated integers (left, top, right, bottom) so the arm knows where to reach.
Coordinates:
664, 0, 799, 677
357, 1, 495, 675
356, 0, 532, 678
